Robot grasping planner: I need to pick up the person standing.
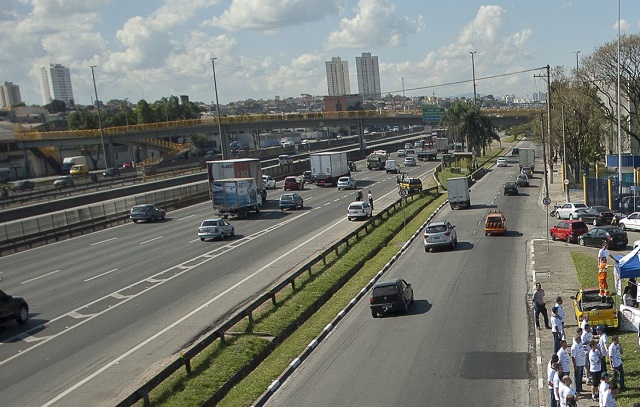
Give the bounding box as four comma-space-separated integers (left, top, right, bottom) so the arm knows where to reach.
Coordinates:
582, 324, 594, 383
589, 340, 603, 402
609, 335, 625, 390
551, 306, 564, 354
571, 334, 586, 393
367, 190, 373, 211
597, 325, 609, 374
599, 372, 611, 406
533, 282, 551, 329
555, 297, 566, 330
603, 382, 618, 407
558, 375, 577, 407
548, 361, 560, 407
557, 340, 572, 382
598, 242, 615, 264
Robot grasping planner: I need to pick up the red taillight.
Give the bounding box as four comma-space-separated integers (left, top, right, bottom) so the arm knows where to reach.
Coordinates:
444, 232, 451, 236
369, 296, 374, 304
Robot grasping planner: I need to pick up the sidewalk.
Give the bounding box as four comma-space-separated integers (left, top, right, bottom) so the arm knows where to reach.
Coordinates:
531, 167, 601, 406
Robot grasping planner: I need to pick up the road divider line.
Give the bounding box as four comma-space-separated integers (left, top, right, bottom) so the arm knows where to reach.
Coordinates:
90, 237, 117, 246
20, 270, 60, 285
139, 236, 164, 245
84, 269, 118, 282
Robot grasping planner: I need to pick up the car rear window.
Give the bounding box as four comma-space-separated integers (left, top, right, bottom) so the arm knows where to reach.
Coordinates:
281, 194, 293, 200
571, 221, 587, 229
426, 225, 447, 233
202, 220, 217, 226
487, 216, 503, 223
373, 285, 399, 297
575, 204, 587, 209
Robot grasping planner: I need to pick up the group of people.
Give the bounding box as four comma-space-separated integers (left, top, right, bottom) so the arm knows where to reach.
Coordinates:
354, 190, 374, 210
533, 280, 627, 406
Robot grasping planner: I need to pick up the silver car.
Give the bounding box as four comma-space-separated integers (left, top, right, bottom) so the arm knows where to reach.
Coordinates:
337, 176, 357, 190
198, 218, 234, 241
423, 220, 457, 252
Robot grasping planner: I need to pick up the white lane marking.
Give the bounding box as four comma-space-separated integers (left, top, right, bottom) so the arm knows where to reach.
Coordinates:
139, 236, 164, 245
178, 214, 196, 221
40, 212, 348, 407
84, 269, 118, 282
90, 238, 117, 246
20, 270, 60, 285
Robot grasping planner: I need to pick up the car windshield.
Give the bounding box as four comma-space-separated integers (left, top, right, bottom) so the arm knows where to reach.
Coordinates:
426, 225, 447, 233
572, 221, 588, 229
373, 285, 399, 296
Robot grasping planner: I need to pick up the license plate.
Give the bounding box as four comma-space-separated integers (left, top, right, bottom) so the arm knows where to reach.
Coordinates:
382, 304, 392, 311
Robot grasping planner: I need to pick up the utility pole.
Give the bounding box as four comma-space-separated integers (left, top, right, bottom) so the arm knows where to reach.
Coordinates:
534, 65, 553, 185
540, 112, 550, 200
211, 57, 227, 159
574, 51, 580, 76
561, 106, 569, 202
469, 51, 477, 106
90, 65, 109, 168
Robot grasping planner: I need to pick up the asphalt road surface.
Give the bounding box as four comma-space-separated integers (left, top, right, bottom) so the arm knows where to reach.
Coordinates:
0, 153, 438, 406
266, 152, 538, 406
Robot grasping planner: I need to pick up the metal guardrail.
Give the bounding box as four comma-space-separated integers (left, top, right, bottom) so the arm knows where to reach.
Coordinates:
115, 187, 438, 407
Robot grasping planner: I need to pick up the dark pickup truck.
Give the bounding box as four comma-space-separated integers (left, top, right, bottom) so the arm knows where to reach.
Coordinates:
416, 149, 438, 161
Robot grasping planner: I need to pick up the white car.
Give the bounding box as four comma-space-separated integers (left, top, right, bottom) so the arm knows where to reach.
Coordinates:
404, 157, 416, 167
337, 176, 357, 190
619, 212, 640, 231
198, 218, 234, 241
397, 149, 407, 157
496, 157, 507, 167
347, 201, 372, 220
555, 202, 588, 220
262, 175, 277, 189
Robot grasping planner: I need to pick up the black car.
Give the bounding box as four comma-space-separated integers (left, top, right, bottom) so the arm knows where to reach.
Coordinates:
103, 167, 121, 177
503, 181, 518, 196
369, 278, 414, 318
0, 289, 29, 325
11, 180, 35, 191
130, 204, 166, 223
578, 226, 628, 250
302, 171, 312, 183
580, 206, 615, 226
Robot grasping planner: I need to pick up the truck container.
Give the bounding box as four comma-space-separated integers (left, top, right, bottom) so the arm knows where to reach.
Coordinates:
518, 148, 535, 170
61, 156, 88, 174
211, 178, 262, 218
446, 177, 471, 209
206, 158, 266, 200
435, 138, 449, 153
310, 151, 350, 186
416, 148, 437, 161
367, 153, 386, 170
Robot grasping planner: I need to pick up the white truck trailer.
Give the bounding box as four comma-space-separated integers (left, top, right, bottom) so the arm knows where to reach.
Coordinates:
446, 177, 471, 209
211, 178, 262, 218
207, 158, 267, 200
518, 148, 535, 171
310, 151, 350, 186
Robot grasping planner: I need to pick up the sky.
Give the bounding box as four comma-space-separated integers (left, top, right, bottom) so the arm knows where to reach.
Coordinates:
1, 0, 639, 107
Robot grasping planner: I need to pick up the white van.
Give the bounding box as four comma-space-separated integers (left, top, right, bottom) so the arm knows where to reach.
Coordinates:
385, 160, 399, 174
278, 155, 293, 165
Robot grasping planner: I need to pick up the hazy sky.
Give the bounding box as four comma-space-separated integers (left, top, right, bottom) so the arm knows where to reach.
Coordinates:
1, 1, 638, 106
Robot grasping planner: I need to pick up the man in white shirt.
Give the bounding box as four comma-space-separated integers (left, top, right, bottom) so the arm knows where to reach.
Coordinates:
608, 335, 625, 390
589, 340, 602, 402
597, 325, 609, 373
599, 371, 610, 406
582, 324, 594, 383
571, 334, 586, 393
553, 365, 564, 406
558, 375, 576, 407
557, 340, 572, 380
551, 306, 564, 353
548, 361, 559, 407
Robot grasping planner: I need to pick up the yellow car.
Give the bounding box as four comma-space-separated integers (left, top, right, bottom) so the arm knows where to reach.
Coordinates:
399, 177, 422, 194
570, 287, 618, 329
69, 164, 89, 175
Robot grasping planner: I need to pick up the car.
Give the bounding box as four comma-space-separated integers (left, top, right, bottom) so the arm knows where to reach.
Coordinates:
69, 164, 89, 175
619, 195, 640, 214
129, 204, 166, 223
283, 176, 304, 191
397, 149, 407, 157
53, 176, 74, 188
262, 175, 277, 189
122, 161, 133, 168
279, 193, 303, 210
578, 226, 628, 250
580, 206, 615, 226
570, 288, 618, 329
369, 278, 414, 318
405, 148, 416, 155
347, 201, 372, 220
521, 166, 533, 177
11, 180, 35, 191
302, 171, 312, 183
512, 147, 519, 155
198, 218, 235, 241
0, 288, 29, 325
496, 157, 507, 167
337, 176, 357, 190
103, 167, 121, 177
618, 212, 640, 231
484, 210, 507, 236
549, 220, 589, 243
404, 143, 413, 150
515, 174, 529, 187
503, 181, 518, 196
555, 202, 588, 220
398, 177, 422, 194
404, 156, 416, 167
278, 155, 294, 165
423, 220, 457, 252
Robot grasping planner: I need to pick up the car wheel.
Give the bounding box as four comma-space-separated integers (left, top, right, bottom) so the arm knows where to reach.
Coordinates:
550, 233, 556, 241
579, 238, 585, 246
161, 213, 166, 220
219, 231, 225, 240
16, 305, 28, 324
566, 235, 572, 243
231, 228, 235, 236
132, 219, 138, 223
620, 223, 626, 231
402, 300, 409, 314
593, 219, 598, 226
556, 212, 561, 219
569, 214, 574, 220
424, 247, 429, 253
200, 238, 205, 241
371, 310, 378, 318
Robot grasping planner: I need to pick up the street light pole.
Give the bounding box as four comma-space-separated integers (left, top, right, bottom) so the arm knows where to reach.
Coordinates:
574, 51, 580, 76
469, 51, 477, 106
211, 57, 227, 159
90, 65, 109, 168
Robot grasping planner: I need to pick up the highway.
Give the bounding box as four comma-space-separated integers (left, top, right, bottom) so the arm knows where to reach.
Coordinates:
266, 151, 538, 406
0, 153, 439, 406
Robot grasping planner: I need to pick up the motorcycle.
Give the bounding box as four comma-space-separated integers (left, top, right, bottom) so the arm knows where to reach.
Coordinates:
549, 204, 560, 218
355, 191, 363, 201
348, 161, 357, 171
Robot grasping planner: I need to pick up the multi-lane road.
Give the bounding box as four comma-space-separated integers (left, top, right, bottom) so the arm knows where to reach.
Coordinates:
0, 153, 439, 406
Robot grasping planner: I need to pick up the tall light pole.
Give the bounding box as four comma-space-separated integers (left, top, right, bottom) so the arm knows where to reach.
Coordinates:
617, 0, 622, 194
574, 51, 580, 76
211, 57, 226, 159
469, 51, 477, 106
122, 97, 129, 130
90, 65, 109, 168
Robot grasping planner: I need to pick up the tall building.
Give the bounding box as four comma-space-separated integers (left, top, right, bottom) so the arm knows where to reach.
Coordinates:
325, 57, 351, 96
0, 81, 22, 109
355, 52, 381, 100
40, 63, 75, 106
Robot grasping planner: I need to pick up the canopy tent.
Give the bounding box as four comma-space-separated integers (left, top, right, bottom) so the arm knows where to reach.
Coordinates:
615, 246, 640, 279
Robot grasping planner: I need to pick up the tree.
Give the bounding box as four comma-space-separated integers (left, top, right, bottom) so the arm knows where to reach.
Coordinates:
44, 99, 67, 113
136, 100, 154, 124
442, 102, 499, 156
67, 110, 99, 130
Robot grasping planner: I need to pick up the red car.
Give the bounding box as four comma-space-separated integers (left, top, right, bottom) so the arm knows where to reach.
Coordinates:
283, 176, 304, 191
549, 219, 589, 243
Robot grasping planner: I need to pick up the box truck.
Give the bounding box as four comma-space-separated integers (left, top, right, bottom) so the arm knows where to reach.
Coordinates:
435, 138, 449, 153
211, 178, 262, 218
207, 158, 266, 200
61, 156, 88, 174
310, 152, 350, 186
518, 148, 535, 170
446, 177, 471, 209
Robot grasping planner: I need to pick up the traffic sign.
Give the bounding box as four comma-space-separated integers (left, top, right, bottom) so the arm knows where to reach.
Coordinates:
564, 179, 569, 185
542, 197, 551, 206
422, 107, 445, 123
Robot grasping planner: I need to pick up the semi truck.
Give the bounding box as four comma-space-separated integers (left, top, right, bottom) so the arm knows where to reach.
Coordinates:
206, 158, 267, 200
310, 151, 350, 186
61, 156, 88, 174
518, 148, 535, 170
435, 138, 449, 153
211, 178, 262, 218
446, 177, 471, 209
